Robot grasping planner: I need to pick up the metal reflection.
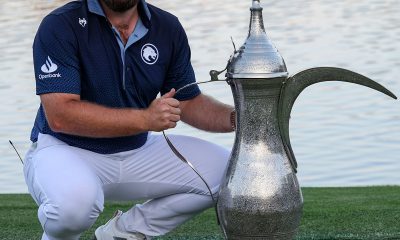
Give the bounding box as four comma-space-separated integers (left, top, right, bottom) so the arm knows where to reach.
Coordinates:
216, 0, 397, 239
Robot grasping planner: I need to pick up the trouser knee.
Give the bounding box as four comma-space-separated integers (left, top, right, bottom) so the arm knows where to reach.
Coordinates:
39, 198, 103, 238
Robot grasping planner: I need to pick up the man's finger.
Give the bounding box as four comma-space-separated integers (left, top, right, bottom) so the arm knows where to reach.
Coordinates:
169, 107, 181, 116
163, 98, 180, 108
168, 122, 177, 129
162, 88, 176, 99
169, 114, 181, 122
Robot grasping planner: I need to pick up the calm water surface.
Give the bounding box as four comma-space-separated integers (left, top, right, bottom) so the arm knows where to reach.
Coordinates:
0, 0, 399, 193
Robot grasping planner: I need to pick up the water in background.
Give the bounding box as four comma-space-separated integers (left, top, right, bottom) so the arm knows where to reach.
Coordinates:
0, 0, 399, 193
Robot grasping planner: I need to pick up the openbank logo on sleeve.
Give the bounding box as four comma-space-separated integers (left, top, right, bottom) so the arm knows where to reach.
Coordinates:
38, 56, 62, 80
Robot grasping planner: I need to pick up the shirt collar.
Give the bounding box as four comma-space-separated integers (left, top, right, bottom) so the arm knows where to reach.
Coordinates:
87, 0, 151, 20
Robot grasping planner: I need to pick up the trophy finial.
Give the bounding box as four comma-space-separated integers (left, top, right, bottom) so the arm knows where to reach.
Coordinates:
252, 0, 262, 9
226, 0, 288, 79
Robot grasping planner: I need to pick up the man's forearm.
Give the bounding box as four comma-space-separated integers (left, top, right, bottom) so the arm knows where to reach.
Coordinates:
41, 90, 180, 138
45, 99, 148, 138
180, 94, 234, 133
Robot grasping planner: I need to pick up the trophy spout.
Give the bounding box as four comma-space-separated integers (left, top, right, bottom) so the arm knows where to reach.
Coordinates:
277, 67, 397, 172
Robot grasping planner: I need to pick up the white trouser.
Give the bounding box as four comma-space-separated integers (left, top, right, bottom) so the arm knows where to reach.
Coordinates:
24, 133, 229, 240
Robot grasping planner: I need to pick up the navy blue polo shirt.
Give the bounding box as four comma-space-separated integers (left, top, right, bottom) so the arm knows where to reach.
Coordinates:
31, 0, 200, 154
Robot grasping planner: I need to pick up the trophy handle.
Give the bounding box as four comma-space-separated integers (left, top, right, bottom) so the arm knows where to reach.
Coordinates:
277, 67, 397, 173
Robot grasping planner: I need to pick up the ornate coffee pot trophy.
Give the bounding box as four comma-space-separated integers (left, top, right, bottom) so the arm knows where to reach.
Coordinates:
215, 1, 397, 239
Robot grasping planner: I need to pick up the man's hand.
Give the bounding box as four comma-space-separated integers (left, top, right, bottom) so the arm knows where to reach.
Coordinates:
144, 89, 181, 131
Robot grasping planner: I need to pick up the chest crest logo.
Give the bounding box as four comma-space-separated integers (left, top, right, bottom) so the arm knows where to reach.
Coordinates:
141, 44, 159, 65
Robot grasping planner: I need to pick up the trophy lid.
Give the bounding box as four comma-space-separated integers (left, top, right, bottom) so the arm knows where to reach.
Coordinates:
227, 0, 288, 79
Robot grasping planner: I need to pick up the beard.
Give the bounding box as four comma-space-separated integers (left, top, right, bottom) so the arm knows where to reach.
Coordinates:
101, 0, 139, 13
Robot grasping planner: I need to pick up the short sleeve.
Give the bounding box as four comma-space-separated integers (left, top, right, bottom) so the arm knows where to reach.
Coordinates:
33, 14, 80, 95
162, 20, 201, 101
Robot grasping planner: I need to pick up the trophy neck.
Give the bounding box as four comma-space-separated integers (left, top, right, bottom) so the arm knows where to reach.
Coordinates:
231, 78, 285, 151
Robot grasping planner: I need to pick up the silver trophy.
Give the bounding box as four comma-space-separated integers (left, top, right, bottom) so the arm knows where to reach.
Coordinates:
215, 1, 397, 239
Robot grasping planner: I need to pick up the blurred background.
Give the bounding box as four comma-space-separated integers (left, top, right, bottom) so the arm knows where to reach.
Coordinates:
0, 0, 399, 193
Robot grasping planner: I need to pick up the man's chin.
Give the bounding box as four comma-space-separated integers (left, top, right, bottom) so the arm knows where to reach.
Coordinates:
101, 0, 139, 13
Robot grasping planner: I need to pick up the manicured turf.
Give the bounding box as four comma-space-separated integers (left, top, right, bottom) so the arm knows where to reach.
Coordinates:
0, 186, 399, 239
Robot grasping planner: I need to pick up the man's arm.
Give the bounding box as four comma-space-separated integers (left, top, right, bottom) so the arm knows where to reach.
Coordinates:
180, 93, 234, 133
41, 89, 180, 138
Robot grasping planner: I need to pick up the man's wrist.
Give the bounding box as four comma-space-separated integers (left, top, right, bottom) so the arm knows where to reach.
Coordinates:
137, 109, 151, 132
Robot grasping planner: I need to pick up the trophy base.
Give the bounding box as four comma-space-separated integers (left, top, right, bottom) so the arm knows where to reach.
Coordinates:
226, 230, 297, 240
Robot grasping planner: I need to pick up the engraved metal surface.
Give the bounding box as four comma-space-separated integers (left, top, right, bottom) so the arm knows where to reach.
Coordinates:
219, 2, 303, 238
218, 79, 303, 239
217, 0, 397, 239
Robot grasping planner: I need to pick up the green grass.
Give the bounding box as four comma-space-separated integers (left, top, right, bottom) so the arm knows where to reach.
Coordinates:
1, 186, 399, 239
